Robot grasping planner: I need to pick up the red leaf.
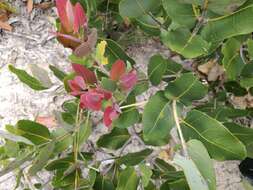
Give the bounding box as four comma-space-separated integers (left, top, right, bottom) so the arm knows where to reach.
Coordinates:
110, 60, 126, 81
103, 106, 120, 127
55, 0, 71, 32
74, 2, 87, 33
66, 0, 74, 29
93, 88, 112, 100
120, 70, 138, 91
72, 63, 97, 84
80, 91, 104, 111
68, 76, 86, 96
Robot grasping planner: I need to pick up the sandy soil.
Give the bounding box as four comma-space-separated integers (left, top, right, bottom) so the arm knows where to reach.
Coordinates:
0, 1, 245, 189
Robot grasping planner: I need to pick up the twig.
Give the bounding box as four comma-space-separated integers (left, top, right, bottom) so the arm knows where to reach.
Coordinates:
172, 100, 188, 157
4, 31, 39, 42
73, 104, 83, 190
23, 171, 36, 190
102, 138, 132, 175
182, 0, 208, 50
240, 45, 248, 64
147, 12, 166, 30
120, 101, 147, 110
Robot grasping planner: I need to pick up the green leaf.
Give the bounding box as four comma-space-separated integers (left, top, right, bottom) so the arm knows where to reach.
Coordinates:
165, 60, 183, 75
114, 93, 140, 128
0, 130, 33, 145
116, 167, 139, 190
9, 65, 47, 90
240, 63, 253, 88
161, 28, 210, 58
105, 39, 135, 65
51, 128, 72, 154
148, 54, 168, 86
187, 140, 216, 190
173, 154, 209, 190
77, 115, 92, 147
201, 5, 253, 43
250, 87, 253, 95
61, 112, 75, 125
29, 141, 55, 176
197, 105, 250, 122
45, 156, 73, 171
181, 110, 247, 160
224, 81, 248, 96
154, 158, 176, 173
145, 182, 157, 190
94, 174, 115, 190
164, 73, 207, 104
119, 0, 160, 19
0, 151, 33, 177
240, 77, 253, 88
97, 128, 130, 150
29, 64, 53, 88
247, 39, 253, 60
63, 73, 75, 92
62, 101, 78, 115
116, 149, 152, 166
224, 122, 253, 158
221, 38, 244, 80
49, 65, 67, 81
114, 107, 140, 128
242, 179, 253, 190
69, 54, 93, 67
132, 80, 149, 96
4, 140, 19, 158
135, 15, 160, 36
101, 78, 117, 92
162, 0, 195, 28
161, 178, 189, 190
139, 164, 153, 187
143, 91, 174, 146
16, 120, 51, 145
179, 0, 247, 15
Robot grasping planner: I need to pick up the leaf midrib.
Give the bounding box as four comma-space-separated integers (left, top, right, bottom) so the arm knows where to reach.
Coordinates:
145, 101, 171, 136
182, 120, 244, 158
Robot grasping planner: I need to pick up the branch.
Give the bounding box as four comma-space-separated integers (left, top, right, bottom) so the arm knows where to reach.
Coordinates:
172, 100, 188, 157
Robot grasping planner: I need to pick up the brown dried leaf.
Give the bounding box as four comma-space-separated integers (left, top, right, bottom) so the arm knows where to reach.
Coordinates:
34, 2, 53, 10
231, 94, 253, 109
27, 0, 33, 13
74, 28, 98, 57
0, 20, 12, 31
158, 146, 173, 163
198, 60, 224, 81
36, 116, 58, 129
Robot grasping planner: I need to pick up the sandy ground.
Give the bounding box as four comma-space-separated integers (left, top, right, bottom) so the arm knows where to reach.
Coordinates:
0, 1, 245, 189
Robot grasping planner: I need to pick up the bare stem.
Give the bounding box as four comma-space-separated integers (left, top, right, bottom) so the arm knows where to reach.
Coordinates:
120, 101, 147, 110
74, 104, 81, 190
172, 100, 188, 157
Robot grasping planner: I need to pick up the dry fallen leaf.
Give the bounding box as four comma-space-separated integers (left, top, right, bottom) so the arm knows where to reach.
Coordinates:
231, 94, 253, 109
0, 20, 12, 31
27, 0, 33, 13
0, 1, 14, 31
34, 2, 53, 10
36, 116, 58, 128
198, 60, 224, 81
158, 146, 173, 163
